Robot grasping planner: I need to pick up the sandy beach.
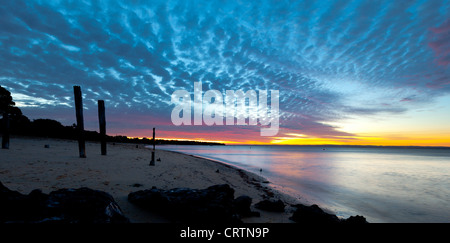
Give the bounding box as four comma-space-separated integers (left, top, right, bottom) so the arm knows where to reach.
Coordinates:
0, 136, 300, 223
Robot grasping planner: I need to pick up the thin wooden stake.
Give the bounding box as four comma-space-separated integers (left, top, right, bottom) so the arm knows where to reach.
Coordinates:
150, 127, 155, 166
153, 127, 156, 150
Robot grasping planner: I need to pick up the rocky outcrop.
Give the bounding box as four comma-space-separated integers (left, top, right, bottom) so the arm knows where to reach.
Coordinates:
290, 204, 340, 223
290, 204, 368, 223
254, 199, 285, 212
343, 215, 368, 224
128, 184, 259, 223
233, 195, 260, 217
0, 181, 129, 223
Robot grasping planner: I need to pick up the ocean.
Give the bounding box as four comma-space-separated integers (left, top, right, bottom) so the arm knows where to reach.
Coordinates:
159, 145, 450, 223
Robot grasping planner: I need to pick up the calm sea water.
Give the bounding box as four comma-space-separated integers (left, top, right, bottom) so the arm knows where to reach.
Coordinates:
159, 145, 450, 223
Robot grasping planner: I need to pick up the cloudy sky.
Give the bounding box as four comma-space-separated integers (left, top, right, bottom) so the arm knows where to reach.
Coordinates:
1, 0, 449, 145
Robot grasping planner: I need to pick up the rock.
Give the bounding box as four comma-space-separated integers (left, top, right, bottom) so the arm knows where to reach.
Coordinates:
47, 187, 129, 223
233, 195, 260, 218
290, 203, 369, 224
0, 182, 46, 222
255, 199, 285, 212
289, 204, 340, 223
343, 215, 368, 224
128, 184, 258, 223
0, 181, 129, 223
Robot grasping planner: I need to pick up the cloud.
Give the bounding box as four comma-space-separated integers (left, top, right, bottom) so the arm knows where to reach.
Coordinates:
428, 19, 450, 66
0, 0, 449, 141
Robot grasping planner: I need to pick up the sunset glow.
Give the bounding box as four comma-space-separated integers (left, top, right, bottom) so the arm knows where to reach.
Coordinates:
1, 0, 449, 146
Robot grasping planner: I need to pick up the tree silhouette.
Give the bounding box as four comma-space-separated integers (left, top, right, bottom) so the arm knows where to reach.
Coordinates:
0, 85, 15, 115
0, 86, 31, 136
0, 86, 224, 145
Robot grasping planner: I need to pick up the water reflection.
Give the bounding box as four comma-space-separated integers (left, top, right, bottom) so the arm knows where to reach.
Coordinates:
160, 145, 450, 222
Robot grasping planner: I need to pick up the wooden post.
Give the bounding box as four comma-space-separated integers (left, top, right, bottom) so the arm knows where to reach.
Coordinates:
98, 100, 106, 155
150, 127, 155, 166
73, 86, 86, 158
153, 127, 156, 150
1, 112, 10, 149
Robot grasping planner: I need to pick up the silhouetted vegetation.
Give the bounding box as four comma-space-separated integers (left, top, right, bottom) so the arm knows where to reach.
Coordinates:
0, 86, 224, 146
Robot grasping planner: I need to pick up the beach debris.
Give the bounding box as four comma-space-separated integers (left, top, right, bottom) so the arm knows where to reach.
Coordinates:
128, 184, 258, 223
289, 204, 368, 224
255, 199, 285, 212
44, 144, 50, 148
157, 158, 161, 162
265, 190, 275, 198
0, 181, 129, 223
215, 169, 220, 173
236, 169, 274, 199
130, 183, 143, 188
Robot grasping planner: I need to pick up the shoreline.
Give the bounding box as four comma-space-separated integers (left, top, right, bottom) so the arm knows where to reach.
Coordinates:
158, 149, 304, 211
0, 136, 301, 223
156, 148, 308, 205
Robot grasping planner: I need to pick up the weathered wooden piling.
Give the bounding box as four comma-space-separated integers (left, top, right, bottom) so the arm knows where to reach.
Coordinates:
150, 127, 155, 166
98, 100, 106, 155
1, 112, 10, 149
152, 128, 156, 150
73, 86, 86, 158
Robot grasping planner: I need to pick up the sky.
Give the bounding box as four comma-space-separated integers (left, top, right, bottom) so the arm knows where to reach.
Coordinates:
0, 0, 449, 146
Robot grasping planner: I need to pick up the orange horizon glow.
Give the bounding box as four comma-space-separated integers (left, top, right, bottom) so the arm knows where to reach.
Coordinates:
125, 134, 450, 147
126, 136, 240, 145
269, 136, 450, 147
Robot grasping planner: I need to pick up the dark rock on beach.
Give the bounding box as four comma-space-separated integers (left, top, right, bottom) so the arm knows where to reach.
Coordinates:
128, 184, 259, 223
45, 188, 129, 223
290, 204, 340, 223
290, 204, 368, 223
254, 199, 285, 212
0, 181, 129, 223
343, 215, 369, 224
233, 195, 260, 218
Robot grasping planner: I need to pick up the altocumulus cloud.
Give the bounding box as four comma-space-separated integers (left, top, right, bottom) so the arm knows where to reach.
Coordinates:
0, 0, 448, 141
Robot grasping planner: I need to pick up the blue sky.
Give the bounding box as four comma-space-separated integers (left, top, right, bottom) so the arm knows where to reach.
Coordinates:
1, 0, 449, 144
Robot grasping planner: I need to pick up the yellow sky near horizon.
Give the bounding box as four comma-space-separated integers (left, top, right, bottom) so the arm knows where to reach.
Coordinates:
270, 96, 450, 147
